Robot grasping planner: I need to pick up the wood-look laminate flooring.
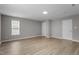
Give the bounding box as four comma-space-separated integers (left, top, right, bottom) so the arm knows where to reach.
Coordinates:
0, 37, 79, 55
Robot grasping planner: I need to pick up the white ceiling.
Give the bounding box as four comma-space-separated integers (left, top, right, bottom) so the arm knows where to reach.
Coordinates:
0, 4, 79, 21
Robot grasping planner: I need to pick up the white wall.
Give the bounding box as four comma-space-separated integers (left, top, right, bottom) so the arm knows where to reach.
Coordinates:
72, 15, 79, 41
0, 15, 1, 44
42, 20, 62, 39
50, 16, 79, 41
41, 15, 79, 42
2, 14, 79, 42
1, 15, 42, 41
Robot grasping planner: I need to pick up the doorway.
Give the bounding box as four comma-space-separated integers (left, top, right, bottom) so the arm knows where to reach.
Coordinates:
62, 19, 72, 40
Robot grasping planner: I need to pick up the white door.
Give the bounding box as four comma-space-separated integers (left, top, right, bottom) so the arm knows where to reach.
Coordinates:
62, 19, 72, 40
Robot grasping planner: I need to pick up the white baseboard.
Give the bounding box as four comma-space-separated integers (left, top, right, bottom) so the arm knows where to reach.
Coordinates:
51, 35, 79, 43
72, 39, 79, 43
2, 35, 41, 42
52, 36, 63, 39
2, 35, 79, 43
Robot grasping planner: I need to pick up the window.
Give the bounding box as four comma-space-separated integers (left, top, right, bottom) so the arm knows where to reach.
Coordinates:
11, 20, 20, 35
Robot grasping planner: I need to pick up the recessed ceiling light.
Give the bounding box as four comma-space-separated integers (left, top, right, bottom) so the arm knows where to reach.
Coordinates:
43, 11, 48, 15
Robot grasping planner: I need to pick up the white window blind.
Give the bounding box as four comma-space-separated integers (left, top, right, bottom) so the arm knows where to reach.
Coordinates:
11, 20, 20, 35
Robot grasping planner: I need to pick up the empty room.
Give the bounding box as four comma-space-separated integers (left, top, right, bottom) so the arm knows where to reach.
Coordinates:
0, 4, 79, 55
